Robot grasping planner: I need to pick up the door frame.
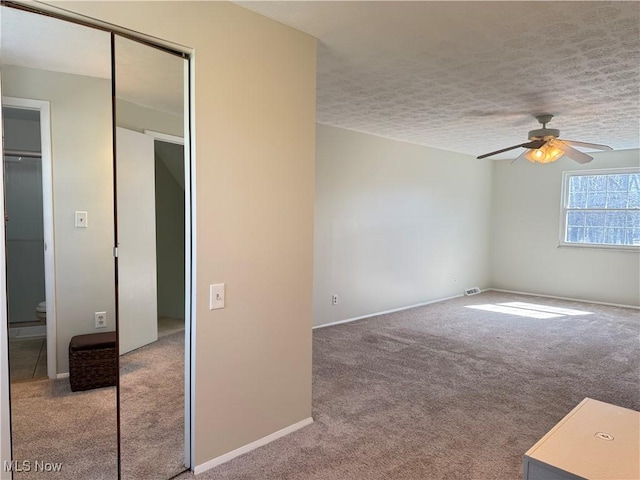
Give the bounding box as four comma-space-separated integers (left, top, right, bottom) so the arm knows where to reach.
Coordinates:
143, 130, 184, 146
2, 96, 57, 380
0, 67, 12, 480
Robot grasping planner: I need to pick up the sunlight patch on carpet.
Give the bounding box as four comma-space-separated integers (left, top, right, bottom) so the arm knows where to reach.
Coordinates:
498, 302, 593, 316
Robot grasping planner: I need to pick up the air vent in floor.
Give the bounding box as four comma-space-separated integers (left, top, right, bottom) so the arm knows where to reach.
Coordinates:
464, 287, 481, 296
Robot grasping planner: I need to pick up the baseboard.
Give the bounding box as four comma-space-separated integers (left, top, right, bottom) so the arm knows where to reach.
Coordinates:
56, 373, 69, 379
193, 416, 313, 475
313, 293, 466, 330
488, 289, 640, 310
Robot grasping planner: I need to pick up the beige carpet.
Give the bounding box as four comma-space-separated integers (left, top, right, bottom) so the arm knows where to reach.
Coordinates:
120, 329, 185, 480
9, 292, 639, 479
9, 379, 117, 479
177, 291, 639, 480
9, 329, 185, 479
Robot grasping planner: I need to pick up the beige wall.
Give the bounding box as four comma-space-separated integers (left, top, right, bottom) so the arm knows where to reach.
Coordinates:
49, 0, 316, 466
3, 65, 116, 374
491, 149, 640, 307
315, 124, 493, 326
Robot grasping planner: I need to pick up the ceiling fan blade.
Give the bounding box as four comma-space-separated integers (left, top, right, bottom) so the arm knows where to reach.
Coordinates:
477, 140, 545, 159
522, 139, 546, 149
554, 140, 593, 164
559, 139, 613, 151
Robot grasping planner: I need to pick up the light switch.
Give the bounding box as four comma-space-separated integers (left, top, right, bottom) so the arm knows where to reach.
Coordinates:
75, 211, 88, 228
210, 283, 225, 310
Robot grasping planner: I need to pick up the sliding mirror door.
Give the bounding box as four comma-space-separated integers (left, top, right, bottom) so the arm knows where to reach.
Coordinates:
1, 5, 117, 478
114, 34, 188, 480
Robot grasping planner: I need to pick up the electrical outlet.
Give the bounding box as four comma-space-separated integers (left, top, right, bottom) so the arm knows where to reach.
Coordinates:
95, 311, 107, 329
332, 294, 338, 306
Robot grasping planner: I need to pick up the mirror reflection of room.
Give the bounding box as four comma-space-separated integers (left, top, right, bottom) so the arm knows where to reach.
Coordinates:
1, 6, 118, 478
2, 4, 191, 479
3, 106, 46, 381
115, 35, 188, 480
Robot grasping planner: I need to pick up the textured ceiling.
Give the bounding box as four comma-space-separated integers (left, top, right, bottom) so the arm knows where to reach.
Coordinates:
0, 6, 184, 115
240, 1, 640, 158
2, 2, 638, 157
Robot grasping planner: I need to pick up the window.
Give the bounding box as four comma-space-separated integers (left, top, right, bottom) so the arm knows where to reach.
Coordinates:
561, 169, 640, 248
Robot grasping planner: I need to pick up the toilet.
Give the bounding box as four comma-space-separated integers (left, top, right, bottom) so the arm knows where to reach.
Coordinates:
35, 301, 46, 324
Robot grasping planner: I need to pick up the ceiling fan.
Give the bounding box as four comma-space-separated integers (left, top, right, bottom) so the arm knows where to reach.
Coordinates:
476, 114, 613, 164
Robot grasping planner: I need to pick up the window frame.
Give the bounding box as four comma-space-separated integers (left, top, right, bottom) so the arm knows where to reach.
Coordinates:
559, 167, 640, 251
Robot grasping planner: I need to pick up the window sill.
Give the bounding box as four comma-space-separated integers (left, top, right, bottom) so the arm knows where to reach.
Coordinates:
557, 243, 640, 253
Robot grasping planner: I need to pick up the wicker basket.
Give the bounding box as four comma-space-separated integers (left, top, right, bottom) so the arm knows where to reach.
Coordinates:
69, 332, 117, 392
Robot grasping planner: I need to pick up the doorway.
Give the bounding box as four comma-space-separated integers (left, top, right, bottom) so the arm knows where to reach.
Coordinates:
149, 131, 186, 340
2, 98, 56, 381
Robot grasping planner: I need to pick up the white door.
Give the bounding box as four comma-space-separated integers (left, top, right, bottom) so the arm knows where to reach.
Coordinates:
116, 127, 158, 354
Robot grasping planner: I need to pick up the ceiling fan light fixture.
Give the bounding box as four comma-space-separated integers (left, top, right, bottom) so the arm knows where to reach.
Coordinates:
525, 148, 544, 162
524, 143, 564, 164
545, 140, 565, 163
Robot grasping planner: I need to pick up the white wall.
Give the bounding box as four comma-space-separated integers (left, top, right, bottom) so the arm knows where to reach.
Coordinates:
50, 0, 316, 468
491, 149, 640, 307
3, 66, 116, 374
314, 124, 493, 326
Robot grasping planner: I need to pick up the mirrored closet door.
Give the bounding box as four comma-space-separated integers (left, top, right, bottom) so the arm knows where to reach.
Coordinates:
1, 4, 118, 478
1, 4, 191, 479
114, 34, 188, 480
